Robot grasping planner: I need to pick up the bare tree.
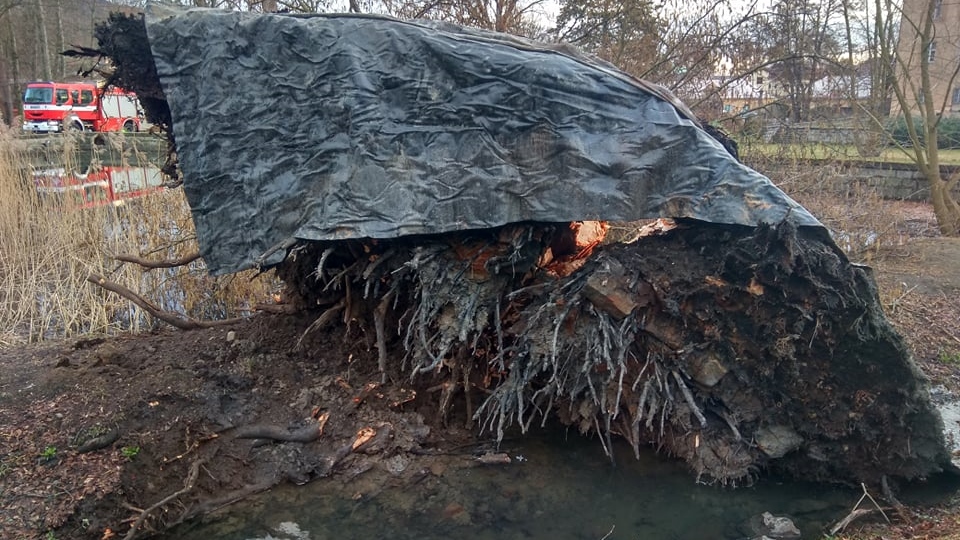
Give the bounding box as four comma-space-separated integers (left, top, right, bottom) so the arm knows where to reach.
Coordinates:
553, 0, 774, 120
54, 0, 65, 78
0, 1, 22, 125
381, 0, 548, 34
555, 0, 662, 74
277, 0, 333, 11
878, 0, 960, 235
757, 0, 844, 121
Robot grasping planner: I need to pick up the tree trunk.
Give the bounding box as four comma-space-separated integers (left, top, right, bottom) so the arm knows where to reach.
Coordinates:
5, 9, 20, 127
916, 0, 960, 236
0, 41, 10, 125
930, 173, 960, 235
34, 0, 51, 81
53, 0, 64, 78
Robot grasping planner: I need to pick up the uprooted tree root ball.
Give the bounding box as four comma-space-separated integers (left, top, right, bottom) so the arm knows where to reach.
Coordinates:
79, 7, 951, 491
276, 219, 951, 485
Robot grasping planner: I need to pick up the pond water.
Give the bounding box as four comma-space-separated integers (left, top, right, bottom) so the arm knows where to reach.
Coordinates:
166, 427, 872, 540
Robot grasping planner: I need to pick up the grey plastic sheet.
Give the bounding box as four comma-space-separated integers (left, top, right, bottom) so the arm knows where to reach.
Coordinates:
145, 7, 822, 275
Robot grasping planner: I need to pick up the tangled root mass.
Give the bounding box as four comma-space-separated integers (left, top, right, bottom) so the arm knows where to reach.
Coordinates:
277, 219, 950, 485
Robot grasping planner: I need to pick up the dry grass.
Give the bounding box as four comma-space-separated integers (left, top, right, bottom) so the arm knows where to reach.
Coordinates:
0, 128, 938, 347
0, 129, 274, 345
743, 153, 935, 263
739, 140, 960, 165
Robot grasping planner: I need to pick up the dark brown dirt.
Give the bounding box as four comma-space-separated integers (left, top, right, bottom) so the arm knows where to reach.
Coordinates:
0, 315, 479, 540
1, 202, 959, 540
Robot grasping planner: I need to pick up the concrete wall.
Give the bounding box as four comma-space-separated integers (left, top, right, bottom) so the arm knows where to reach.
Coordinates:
799, 159, 960, 201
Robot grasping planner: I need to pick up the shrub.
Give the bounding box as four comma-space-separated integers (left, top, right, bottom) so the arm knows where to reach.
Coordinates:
886, 115, 960, 149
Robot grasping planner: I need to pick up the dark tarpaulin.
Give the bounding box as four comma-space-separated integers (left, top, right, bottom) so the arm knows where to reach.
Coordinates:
144, 6, 822, 275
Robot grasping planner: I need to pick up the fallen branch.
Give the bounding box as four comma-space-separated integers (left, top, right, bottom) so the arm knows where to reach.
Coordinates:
87, 273, 245, 330
828, 482, 891, 536
886, 283, 917, 314
123, 457, 205, 540
115, 251, 201, 270
828, 508, 875, 536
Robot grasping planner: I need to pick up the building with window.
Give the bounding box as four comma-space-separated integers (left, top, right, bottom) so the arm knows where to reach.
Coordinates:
896, 0, 960, 116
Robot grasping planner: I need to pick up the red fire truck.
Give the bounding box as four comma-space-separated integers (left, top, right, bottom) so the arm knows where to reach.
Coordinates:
22, 81, 144, 133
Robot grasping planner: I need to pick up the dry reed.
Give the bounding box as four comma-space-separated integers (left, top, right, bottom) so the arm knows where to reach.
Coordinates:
0, 127, 917, 346
0, 129, 274, 345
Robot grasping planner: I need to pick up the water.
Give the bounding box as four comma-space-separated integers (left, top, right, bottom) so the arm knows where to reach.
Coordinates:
929, 385, 960, 469
167, 428, 860, 540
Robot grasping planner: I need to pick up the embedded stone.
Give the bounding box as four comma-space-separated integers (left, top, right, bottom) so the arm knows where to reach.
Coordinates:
755, 425, 804, 458
583, 258, 653, 319
687, 351, 729, 387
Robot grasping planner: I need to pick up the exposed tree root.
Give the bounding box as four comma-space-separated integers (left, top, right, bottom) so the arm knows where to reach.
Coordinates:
176, 478, 279, 525
87, 273, 246, 330
114, 252, 201, 269
123, 455, 207, 540
274, 220, 950, 485
88, 218, 950, 490
233, 415, 328, 444
76, 428, 120, 454
121, 413, 384, 539
296, 299, 346, 349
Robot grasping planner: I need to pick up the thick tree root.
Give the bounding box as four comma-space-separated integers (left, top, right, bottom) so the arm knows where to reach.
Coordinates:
233, 417, 327, 444
87, 273, 245, 330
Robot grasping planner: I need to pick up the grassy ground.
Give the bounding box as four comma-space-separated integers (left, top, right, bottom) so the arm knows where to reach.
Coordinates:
740, 142, 960, 165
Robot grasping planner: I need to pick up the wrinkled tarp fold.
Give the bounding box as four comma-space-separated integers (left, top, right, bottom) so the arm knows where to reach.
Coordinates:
144, 6, 822, 274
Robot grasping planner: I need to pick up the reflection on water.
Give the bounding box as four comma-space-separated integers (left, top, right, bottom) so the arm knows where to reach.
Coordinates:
167, 428, 860, 540
33, 166, 164, 208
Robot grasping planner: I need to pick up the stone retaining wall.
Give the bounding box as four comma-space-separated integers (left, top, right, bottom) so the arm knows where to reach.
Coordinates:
792, 159, 960, 201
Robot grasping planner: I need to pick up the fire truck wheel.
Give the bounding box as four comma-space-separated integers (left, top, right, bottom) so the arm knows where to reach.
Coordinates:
122, 120, 137, 133
64, 119, 83, 132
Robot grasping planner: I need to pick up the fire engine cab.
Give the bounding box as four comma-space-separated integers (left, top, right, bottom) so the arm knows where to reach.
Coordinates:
22, 81, 144, 133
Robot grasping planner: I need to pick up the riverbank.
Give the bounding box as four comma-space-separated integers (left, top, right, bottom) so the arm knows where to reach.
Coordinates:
1, 200, 959, 540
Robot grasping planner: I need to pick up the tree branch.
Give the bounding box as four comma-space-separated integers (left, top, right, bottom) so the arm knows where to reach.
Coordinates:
87, 273, 245, 330
114, 252, 201, 270
123, 456, 206, 540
